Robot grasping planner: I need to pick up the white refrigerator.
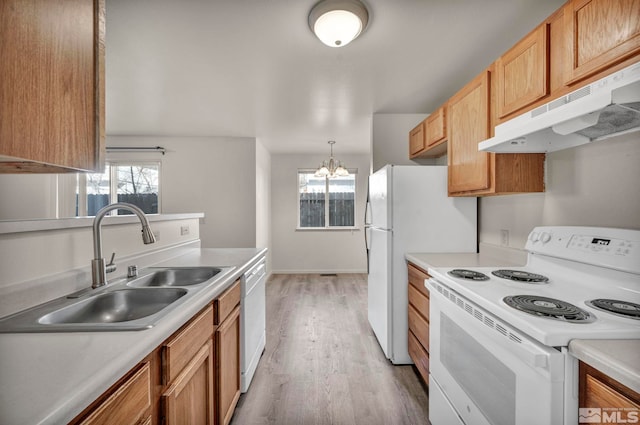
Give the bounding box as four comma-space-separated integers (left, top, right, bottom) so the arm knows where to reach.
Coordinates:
365, 165, 477, 364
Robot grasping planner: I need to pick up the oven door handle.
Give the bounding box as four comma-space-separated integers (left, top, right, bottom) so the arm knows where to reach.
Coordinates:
427, 278, 562, 373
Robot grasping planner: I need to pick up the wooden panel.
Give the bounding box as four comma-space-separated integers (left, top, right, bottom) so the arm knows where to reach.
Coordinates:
408, 330, 429, 385
409, 121, 426, 157
408, 263, 430, 299
162, 340, 215, 425
216, 306, 241, 425
549, 7, 566, 95
215, 280, 241, 325
0, 0, 105, 172
493, 153, 546, 194
496, 24, 549, 118
425, 106, 446, 148
580, 362, 640, 412
163, 305, 214, 384
408, 284, 430, 322
79, 362, 151, 425
448, 70, 492, 194
564, 0, 640, 84
408, 303, 429, 350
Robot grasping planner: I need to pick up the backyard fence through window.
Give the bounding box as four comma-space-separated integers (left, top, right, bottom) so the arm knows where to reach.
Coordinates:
298, 170, 356, 229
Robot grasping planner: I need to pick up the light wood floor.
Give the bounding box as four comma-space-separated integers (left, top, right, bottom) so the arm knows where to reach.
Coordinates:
231, 274, 430, 425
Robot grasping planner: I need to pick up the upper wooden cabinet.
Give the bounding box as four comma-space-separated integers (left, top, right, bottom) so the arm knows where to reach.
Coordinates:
409, 105, 447, 159
448, 71, 492, 194
0, 0, 105, 173
448, 69, 545, 196
564, 0, 640, 85
496, 24, 549, 118
409, 122, 426, 158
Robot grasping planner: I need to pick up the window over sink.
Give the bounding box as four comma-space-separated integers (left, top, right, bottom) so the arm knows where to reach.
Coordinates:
76, 162, 160, 216
297, 170, 356, 229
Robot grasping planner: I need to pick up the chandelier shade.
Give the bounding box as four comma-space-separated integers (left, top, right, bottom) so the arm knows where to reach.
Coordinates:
315, 141, 349, 178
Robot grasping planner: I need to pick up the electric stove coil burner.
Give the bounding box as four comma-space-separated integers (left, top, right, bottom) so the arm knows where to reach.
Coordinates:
448, 269, 490, 281
492, 269, 549, 283
503, 295, 595, 323
586, 299, 640, 320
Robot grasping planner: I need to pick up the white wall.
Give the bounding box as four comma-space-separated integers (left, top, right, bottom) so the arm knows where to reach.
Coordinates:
255, 139, 272, 273
0, 174, 58, 220
107, 136, 257, 249
271, 153, 369, 273
480, 133, 640, 249
372, 113, 437, 171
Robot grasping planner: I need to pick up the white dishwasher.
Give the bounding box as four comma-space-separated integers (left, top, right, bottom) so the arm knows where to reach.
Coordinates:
240, 257, 266, 392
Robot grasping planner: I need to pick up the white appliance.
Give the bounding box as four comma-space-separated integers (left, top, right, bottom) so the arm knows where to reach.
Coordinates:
365, 165, 477, 364
479, 59, 640, 153
427, 226, 640, 425
240, 257, 266, 392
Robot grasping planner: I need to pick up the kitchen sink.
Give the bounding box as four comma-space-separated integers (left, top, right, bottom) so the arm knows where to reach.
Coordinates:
127, 267, 222, 287
39, 288, 187, 325
0, 265, 235, 333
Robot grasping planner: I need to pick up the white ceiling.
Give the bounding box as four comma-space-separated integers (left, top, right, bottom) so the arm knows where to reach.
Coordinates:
105, 0, 566, 154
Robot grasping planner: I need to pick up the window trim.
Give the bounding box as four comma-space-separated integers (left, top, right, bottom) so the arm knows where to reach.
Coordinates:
77, 160, 162, 216
296, 168, 358, 230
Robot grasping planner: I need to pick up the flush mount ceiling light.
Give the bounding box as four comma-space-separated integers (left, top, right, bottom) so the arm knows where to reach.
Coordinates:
308, 0, 369, 47
315, 141, 349, 178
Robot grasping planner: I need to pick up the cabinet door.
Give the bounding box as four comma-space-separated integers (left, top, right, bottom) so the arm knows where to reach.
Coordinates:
0, 0, 105, 172
496, 24, 549, 118
564, 0, 640, 84
447, 71, 492, 194
79, 362, 151, 425
409, 122, 426, 157
425, 106, 446, 148
216, 306, 241, 425
162, 340, 215, 425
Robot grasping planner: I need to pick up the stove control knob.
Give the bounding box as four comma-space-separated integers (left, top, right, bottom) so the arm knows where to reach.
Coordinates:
540, 232, 552, 243
529, 232, 540, 242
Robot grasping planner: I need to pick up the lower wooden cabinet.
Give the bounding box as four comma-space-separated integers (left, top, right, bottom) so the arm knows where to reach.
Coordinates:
71, 279, 243, 425
162, 340, 215, 425
74, 361, 152, 425
215, 282, 241, 425
407, 262, 431, 386
579, 361, 640, 424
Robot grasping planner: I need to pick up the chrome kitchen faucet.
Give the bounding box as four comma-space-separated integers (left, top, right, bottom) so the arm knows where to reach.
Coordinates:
91, 202, 156, 288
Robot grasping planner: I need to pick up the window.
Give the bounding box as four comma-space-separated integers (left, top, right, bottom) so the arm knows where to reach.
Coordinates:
298, 170, 356, 229
76, 162, 160, 216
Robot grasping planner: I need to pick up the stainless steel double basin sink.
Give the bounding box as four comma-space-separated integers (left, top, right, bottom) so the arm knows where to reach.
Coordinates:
0, 266, 234, 333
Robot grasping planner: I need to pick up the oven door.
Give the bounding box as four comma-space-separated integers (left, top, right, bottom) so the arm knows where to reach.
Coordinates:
427, 278, 565, 425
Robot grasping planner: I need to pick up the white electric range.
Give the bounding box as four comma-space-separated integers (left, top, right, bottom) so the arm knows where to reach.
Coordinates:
426, 226, 640, 425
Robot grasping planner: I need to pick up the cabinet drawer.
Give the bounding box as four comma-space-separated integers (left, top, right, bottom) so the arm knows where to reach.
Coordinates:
163, 304, 214, 384
79, 362, 151, 425
408, 330, 429, 385
408, 263, 430, 298
408, 303, 429, 350
215, 279, 241, 325
408, 284, 429, 320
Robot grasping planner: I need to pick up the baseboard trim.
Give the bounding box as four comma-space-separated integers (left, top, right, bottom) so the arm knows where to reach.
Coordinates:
270, 269, 367, 275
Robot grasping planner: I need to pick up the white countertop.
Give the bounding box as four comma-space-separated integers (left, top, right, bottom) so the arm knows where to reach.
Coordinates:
406, 243, 527, 271
0, 247, 266, 425
569, 339, 640, 394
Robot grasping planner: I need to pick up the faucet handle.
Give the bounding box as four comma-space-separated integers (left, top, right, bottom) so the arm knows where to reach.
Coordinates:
106, 252, 117, 274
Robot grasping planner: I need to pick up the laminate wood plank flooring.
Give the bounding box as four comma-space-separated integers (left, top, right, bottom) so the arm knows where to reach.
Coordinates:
231, 274, 430, 425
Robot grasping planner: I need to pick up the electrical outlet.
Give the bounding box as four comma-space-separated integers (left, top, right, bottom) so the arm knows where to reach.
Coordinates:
500, 229, 509, 246
180, 225, 190, 236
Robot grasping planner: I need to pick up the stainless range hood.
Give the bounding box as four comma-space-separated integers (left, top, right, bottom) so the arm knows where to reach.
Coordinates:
479, 61, 640, 153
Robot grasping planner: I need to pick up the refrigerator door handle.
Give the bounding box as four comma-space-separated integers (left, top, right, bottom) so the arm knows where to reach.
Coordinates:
365, 226, 370, 274
364, 183, 371, 226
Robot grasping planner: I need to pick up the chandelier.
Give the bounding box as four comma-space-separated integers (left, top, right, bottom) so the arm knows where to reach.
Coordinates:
315, 141, 349, 178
